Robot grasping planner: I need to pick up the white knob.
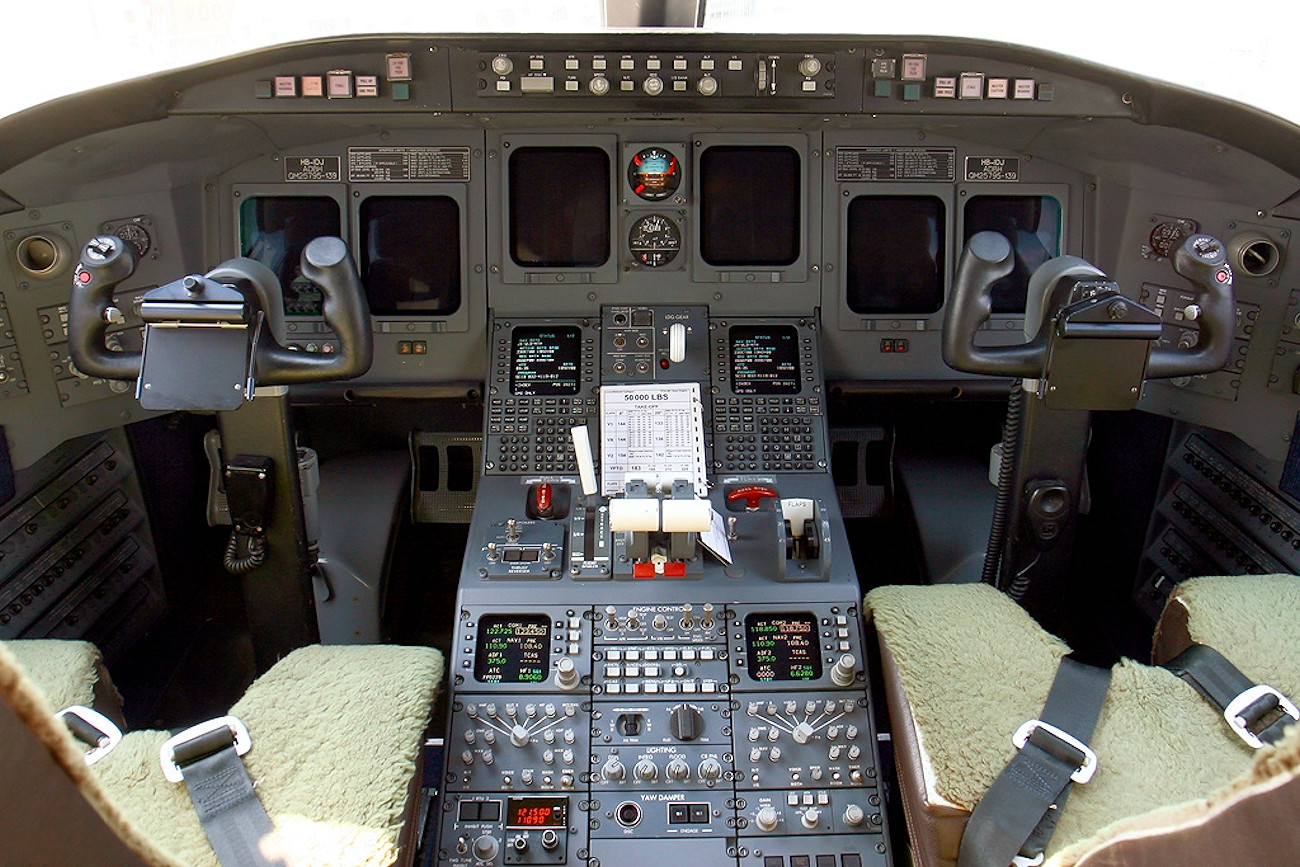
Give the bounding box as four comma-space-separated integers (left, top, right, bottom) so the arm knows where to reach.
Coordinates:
589, 76, 610, 96
653, 614, 668, 630
831, 653, 857, 687
603, 758, 626, 781
643, 75, 664, 95
634, 759, 658, 781
769, 747, 782, 762
481, 749, 494, 766
697, 75, 718, 96
666, 758, 691, 781
792, 722, 814, 744
843, 804, 865, 827
554, 657, 580, 690
521, 769, 534, 785
801, 808, 822, 829
698, 758, 723, 781
490, 56, 514, 76
510, 725, 530, 747
755, 805, 779, 832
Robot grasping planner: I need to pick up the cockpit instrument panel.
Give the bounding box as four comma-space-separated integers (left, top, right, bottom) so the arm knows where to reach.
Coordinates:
473, 614, 552, 684
509, 326, 583, 397
627, 147, 682, 201
744, 612, 824, 682
729, 325, 801, 395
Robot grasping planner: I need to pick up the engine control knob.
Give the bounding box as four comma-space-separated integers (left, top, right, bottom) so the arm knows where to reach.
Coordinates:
541, 829, 559, 851
702, 602, 714, 627
843, 804, 866, 827
669, 704, 704, 741
510, 725, 531, 747
802, 808, 822, 830
792, 722, 814, 744
831, 653, 857, 687
755, 805, 779, 832
666, 758, 691, 781
472, 835, 500, 862
554, 657, 580, 690
633, 759, 658, 781
681, 602, 693, 627
653, 614, 668, 631
698, 758, 723, 781
603, 758, 626, 781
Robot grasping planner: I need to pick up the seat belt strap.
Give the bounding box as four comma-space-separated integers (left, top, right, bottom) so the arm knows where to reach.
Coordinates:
159, 716, 286, 867
958, 657, 1110, 867
1163, 643, 1299, 749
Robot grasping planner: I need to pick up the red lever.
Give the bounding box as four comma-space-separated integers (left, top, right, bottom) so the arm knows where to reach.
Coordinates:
727, 484, 779, 511
534, 483, 553, 518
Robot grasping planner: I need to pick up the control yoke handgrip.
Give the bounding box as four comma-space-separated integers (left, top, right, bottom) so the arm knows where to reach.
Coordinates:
255, 236, 373, 385
941, 231, 1046, 377
1145, 234, 1235, 379
68, 235, 143, 380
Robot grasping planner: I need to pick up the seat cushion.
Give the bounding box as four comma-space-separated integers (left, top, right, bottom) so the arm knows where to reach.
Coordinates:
866, 584, 1263, 867
1153, 574, 1300, 709
95, 644, 444, 867
3, 638, 124, 726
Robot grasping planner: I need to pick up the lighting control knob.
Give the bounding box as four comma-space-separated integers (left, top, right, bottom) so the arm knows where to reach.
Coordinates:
755, 806, 779, 832
801, 808, 822, 830
666, 758, 691, 781
798, 57, 823, 77
792, 722, 815, 744
472, 835, 499, 862
634, 759, 658, 781
669, 704, 704, 741
554, 657, 580, 691
697, 75, 718, 96
831, 653, 857, 687
590, 76, 610, 96
643, 75, 664, 95
603, 758, 627, 781
843, 804, 866, 827
698, 758, 723, 781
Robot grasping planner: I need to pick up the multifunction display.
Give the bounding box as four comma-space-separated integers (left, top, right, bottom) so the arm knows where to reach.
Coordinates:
474, 614, 551, 683
744, 612, 822, 681
506, 796, 568, 829
511, 326, 582, 396
730, 325, 800, 395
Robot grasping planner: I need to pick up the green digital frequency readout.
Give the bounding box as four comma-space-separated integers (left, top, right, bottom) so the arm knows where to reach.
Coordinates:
745, 612, 822, 681
475, 614, 551, 683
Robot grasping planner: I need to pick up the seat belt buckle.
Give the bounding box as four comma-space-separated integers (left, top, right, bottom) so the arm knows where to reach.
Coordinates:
57, 705, 123, 766
160, 715, 252, 783
1012, 718, 1098, 784
1224, 684, 1300, 749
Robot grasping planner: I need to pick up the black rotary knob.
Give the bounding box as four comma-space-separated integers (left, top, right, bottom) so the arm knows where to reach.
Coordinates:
668, 704, 704, 741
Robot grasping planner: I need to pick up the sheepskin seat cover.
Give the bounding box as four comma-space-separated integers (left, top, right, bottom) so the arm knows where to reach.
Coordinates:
92, 644, 444, 867
4, 638, 111, 712
865, 583, 1292, 866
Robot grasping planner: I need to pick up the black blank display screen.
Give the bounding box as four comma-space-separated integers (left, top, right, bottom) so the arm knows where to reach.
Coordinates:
700, 146, 800, 267
730, 325, 800, 395
509, 147, 610, 268
845, 196, 945, 315
963, 196, 1061, 313
361, 196, 461, 315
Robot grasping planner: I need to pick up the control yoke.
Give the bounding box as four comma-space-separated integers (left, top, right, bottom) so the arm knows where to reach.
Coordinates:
69, 235, 373, 408
941, 231, 1234, 384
